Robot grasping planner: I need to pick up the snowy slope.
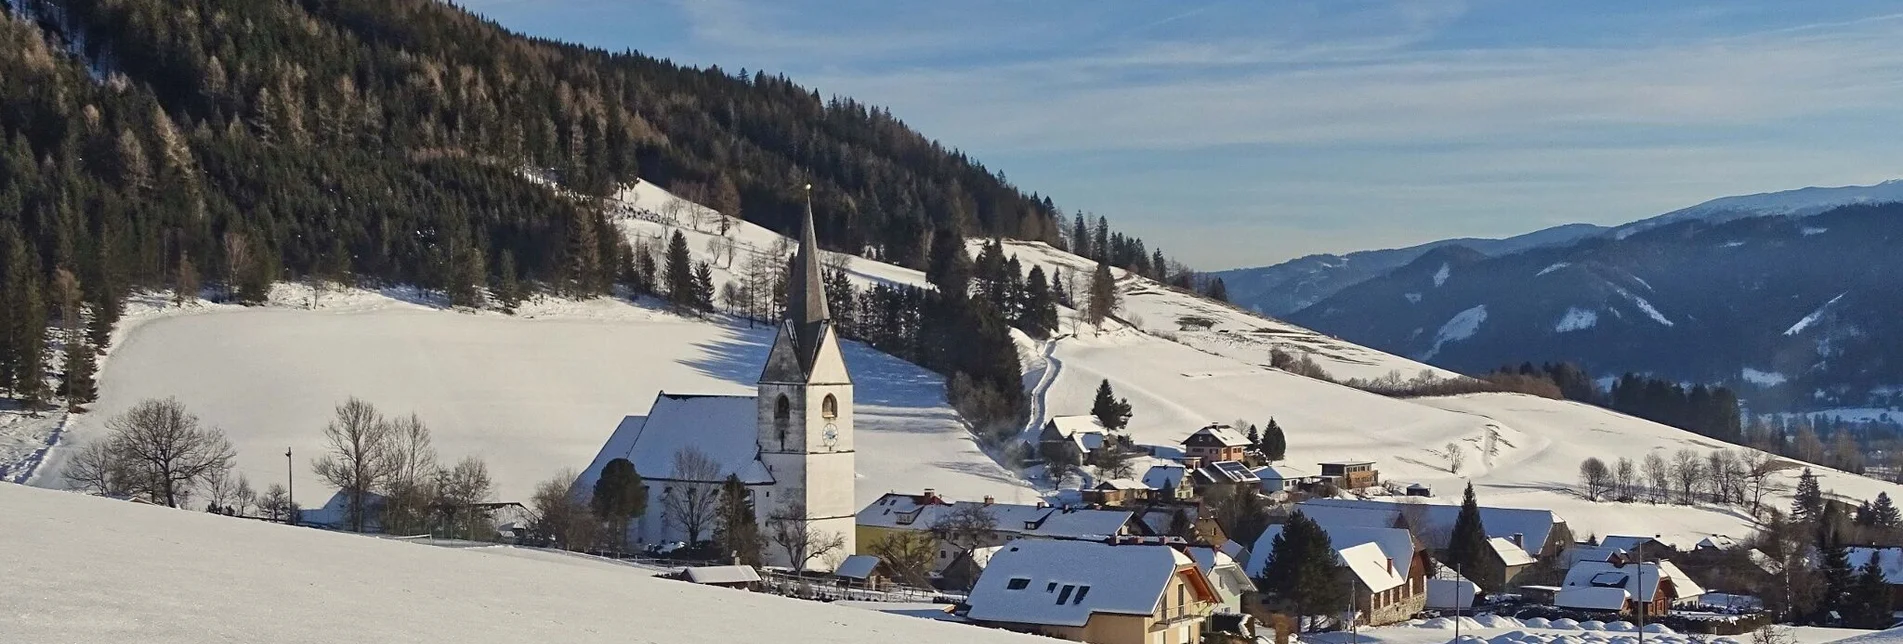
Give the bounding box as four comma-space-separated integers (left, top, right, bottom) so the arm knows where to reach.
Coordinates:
1613, 179, 1903, 239
28, 285, 1033, 508
0, 483, 1046, 644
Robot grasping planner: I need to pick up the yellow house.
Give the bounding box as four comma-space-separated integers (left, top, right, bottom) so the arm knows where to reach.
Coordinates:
856, 492, 1141, 575
965, 539, 1220, 644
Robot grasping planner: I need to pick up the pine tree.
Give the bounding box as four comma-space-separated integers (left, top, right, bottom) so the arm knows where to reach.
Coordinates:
1086, 259, 1117, 325
1205, 277, 1228, 302
1448, 482, 1491, 587
1261, 419, 1287, 462
1259, 510, 1349, 623
1071, 213, 1090, 259
1091, 379, 1132, 431
663, 230, 694, 308
494, 250, 521, 313
714, 474, 765, 566
1793, 468, 1824, 524
590, 458, 646, 553
4, 237, 48, 410
1247, 424, 1261, 446
1022, 266, 1058, 339
1854, 553, 1895, 628
1817, 520, 1853, 621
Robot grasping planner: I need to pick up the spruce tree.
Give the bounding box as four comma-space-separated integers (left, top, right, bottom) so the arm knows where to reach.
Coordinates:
692, 261, 716, 311
1448, 483, 1490, 585
1247, 424, 1261, 446
1205, 277, 1228, 302
1091, 379, 1132, 430
1817, 520, 1853, 621
494, 250, 521, 313
1071, 213, 1090, 259
1793, 468, 1824, 524
1260, 510, 1349, 623
714, 474, 765, 566
1261, 419, 1287, 462
663, 230, 694, 307
60, 339, 98, 406
1023, 265, 1058, 338
5, 240, 48, 410
1086, 259, 1117, 325
1876, 492, 1901, 529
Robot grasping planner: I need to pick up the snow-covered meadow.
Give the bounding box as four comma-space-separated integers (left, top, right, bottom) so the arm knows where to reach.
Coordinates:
0, 483, 1048, 644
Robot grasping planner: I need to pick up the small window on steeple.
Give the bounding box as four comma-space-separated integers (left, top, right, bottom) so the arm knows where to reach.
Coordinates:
822, 394, 838, 420
774, 395, 791, 423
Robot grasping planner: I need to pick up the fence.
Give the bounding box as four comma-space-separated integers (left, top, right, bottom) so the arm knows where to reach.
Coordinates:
757, 569, 966, 605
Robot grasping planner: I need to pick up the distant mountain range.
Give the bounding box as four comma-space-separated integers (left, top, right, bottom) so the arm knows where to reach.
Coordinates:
1224, 181, 1903, 415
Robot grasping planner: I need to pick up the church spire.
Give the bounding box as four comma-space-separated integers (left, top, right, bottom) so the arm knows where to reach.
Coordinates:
789, 184, 830, 326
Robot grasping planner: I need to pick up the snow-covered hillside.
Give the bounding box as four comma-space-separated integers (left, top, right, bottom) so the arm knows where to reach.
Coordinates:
0, 483, 1044, 643
1614, 179, 1903, 238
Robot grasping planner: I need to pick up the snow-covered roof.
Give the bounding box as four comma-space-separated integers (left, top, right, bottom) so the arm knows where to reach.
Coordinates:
1599, 535, 1666, 552
1319, 460, 1376, 467
299, 490, 386, 530
579, 393, 772, 489
966, 541, 1200, 627
1095, 478, 1149, 491
855, 497, 1133, 540
1556, 586, 1631, 611
1046, 415, 1106, 436
963, 546, 1005, 569
835, 555, 882, 580
1848, 547, 1903, 584
1142, 465, 1187, 490
1695, 535, 1738, 550
1340, 542, 1405, 592
1489, 537, 1539, 567
1252, 464, 1312, 481
1184, 424, 1251, 448
1562, 561, 1692, 602
1196, 460, 1260, 484
1427, 578, 1478, 610
685, 565, 762, 585
1245, 522, 1416, 581
1563, 545, 1624, 568
1297, 498, 1561, 558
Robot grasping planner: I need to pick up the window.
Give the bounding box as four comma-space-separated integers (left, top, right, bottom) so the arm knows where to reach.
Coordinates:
1006, 577, 1030, 590
1056, 585, 1074, 604
774, 395, 791, 423
1072, 586, 1091, 604
1047, 582, 1058, 593
821, 394, 838, 419
1177, 584, 1186, 616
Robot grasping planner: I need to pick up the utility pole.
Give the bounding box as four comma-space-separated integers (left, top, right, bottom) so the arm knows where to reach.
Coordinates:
285, 447, 294, 525
1636, 544, 1647, 644
1349, 574, 1359, 644
1453, 562, 1462, 644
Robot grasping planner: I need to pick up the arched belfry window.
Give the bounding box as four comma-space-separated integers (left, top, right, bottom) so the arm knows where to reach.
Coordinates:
822, 394, 838, 420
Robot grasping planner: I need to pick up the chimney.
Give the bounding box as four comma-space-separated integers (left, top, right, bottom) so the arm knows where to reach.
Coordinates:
922, 488, 938, 503
983, 495, 995, 506
1036, 500, 1049, 509
1511, 533, 1524, 548
1386, 557, 1395, 574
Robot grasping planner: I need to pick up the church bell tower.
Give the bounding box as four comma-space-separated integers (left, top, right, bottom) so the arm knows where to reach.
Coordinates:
755, 186, 855, 569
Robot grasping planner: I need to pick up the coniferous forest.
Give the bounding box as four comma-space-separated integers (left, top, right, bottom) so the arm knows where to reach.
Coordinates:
0, 0, 1195, 418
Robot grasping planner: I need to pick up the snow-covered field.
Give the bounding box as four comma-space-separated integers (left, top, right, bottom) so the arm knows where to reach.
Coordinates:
1303, 615, 1873, 644
0, 483, 1047, 644
25, 284, 1032, 508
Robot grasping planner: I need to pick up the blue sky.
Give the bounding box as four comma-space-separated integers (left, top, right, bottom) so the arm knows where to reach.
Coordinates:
461, 0, 1903, 269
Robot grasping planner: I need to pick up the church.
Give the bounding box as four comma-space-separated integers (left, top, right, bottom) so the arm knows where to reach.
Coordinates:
578, 194, 856, 570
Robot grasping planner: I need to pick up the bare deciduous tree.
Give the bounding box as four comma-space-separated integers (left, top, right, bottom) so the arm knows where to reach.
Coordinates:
766, 501, 847, 572
662, 446, 721, 544
1614, 457, 1637, 501
1671, 448, 1703, 505
1579, 457, 1614, 501
104, 398, 237, 508
529, 469, 599, 551
259, 483, 291, 522
867, 530, 938, 588
379, 413, 439, 535
1742, 451, 1793, 517
201, 465, 236, 512
233, 475, 256, 517
929, 503, 999, 556
1643, 452, 1671, 504
62, 438, 137, 497
1446, 442, 1466, 474
312, 398, 394, 532
435, 456, 496, 540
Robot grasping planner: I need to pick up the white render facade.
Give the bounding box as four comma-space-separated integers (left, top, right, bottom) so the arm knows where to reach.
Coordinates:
579, 196, 855, 570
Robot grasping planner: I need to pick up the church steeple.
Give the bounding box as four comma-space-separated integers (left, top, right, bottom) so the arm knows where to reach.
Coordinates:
788, 186, 830, 328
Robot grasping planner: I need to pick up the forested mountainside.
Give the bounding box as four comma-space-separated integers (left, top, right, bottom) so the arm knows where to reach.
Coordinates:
0, 0, 1184, 308
1289, 202, 1903, 416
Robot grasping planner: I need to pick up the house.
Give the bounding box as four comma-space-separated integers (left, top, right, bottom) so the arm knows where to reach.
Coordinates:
684, 565, 762, 590
1296, 498, 1573, 561
299, 490, 386, 532
942, 545, 1004, 591
1846, 547, 1903, 606
855, 493, 1144, 573
1251, 464, 1313, 494
1426, 569, 1480, 610
1245, 522, 1428, 626
835, 554, 892, 589
1598, 535, 1677, 561
1042, 416, 1111, 457
1187, 546, 1258, 614
1191, 460, 1260, 496
1182, 424, 1252, 463
1406, 483, 1432, 497
1142, 465, 1195, 501
1317, 460, 1379, 490
575, 202, 855, 570
1484, 536, 1540, 587
1085, 479, 1152, 506
964, 539, 1221, 644
1555, 558, 1704, 616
